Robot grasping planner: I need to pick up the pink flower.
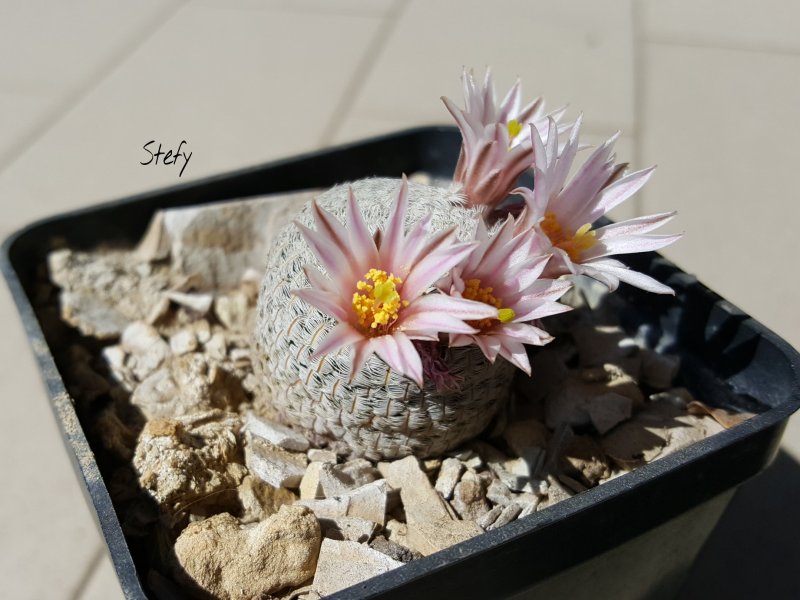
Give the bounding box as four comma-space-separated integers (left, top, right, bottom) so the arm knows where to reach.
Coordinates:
442, 67, 566, 212
439, 215, 572, 375
292, 177, 497, 387
515, 116, 681, 294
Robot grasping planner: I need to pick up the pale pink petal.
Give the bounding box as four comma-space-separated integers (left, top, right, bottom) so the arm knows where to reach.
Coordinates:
497, 322, 553, 346
293, 288, 350, 323
295, 221, 355, 291
303, 265, 332, 292
512, 296, 572, 323
311, 200, 350, 256
557, 134, 618, 225
400, 314, 479, 337
401, 293, 498, 321
587, 166, 656, 222
549, 113, 583, 193
507, 254, 552, 291
470, 333, 503, 363
371, 333, 424, 387
583, 233, 682, 260
348, 339, 374, 383
496, 339, 532, 375
401, 213, 434, 264
403, 240, 477, 299
381, 176, 409, 262
310, 322, 364, 360
517, 96, 544, 126
593, 211, 676, 239
583, 259, 675, 294
346, 186, 379, 266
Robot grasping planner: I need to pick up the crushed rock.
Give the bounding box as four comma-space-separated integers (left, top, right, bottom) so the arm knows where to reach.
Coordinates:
41, 189, 759, 599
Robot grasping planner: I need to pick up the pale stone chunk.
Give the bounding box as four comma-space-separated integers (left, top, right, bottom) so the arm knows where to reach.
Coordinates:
245, 437, 307, 489
295, 495, 350, 519
369, 535, 420, 563
487, 503, 522, 530
319, 516, 378, 543
502, 419, 550, 456
300, 462, 325, 500
298, 480, 388, 525
561, 436, 611, 487
450, 471, 490, 521
545, 371, 643, 430
434, 457, 464, 500
137, 190, 317, 290
169, 329, 197, 355
342, 479, 388, 525
165, 290, 213, 315
378, 456, 452, 524
307, 449, 337, 463
384, 519, 413, 550
175, 507, 320, 600
133, 412, 245, 522
205, 332, 227, 360
588, 392, 633, 434
640, 349, 680, 390
245, 413, 310, 452
477, 505, 504, 529
486, 479, 514, 506
312, 539, 403, 597
537, 476, 574, 511
215, 291, 251, 332
319, 459, 380, 497
122, 322, 171, 380
405, 519, 483, 557
572, 325, 632, 367
237, 476, 297, 524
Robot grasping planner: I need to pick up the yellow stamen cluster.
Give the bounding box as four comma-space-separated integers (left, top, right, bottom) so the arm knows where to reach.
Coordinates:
352, 269, 408, 334
506, 119, 523, 145
540, 211, 597, 261
462, 278, 516, 331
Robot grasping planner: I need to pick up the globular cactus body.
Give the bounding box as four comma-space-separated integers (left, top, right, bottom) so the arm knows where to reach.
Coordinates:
255, 178, 514, 459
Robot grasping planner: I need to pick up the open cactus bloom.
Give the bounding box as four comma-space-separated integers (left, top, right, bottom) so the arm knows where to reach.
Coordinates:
260, 67, 680, 457
293, 177, 499, 387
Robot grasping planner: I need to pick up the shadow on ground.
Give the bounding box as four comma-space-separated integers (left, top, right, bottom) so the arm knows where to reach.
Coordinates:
680, 450, 800, 599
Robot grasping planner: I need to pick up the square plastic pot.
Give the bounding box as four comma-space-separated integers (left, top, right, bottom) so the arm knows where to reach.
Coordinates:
2, 127, 799, 599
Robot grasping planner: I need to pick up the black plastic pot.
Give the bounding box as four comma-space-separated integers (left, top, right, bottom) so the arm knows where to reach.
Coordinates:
2, 127, 799, 599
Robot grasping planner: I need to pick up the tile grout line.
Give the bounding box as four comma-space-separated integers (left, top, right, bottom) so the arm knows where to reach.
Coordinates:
630, 0, 645, 218
0, 0, 189, 176
645, 35, 800, 58
317, 0, 410, 146
67, 545, 105, 600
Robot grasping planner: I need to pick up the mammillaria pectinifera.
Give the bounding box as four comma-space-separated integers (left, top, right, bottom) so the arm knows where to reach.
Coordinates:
255, 68, 679, 459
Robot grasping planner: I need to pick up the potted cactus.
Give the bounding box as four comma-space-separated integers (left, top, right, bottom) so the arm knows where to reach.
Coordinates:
255, 68, 678, 460
4, 67, 798, 600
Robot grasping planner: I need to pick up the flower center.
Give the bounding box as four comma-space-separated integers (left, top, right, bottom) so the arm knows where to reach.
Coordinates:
462, 278, 516, 330
352, 269, 408, 334
506, 119, 523, 146
540, 211, 597, 261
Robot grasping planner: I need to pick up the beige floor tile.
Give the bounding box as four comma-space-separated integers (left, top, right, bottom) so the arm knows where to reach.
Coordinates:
639, 0, 800, 53
348, 0, 635, 133
194, 0, 397, 16
0, 286, 105, 600
0, 0, 181, 95
639, 43, 800, 354
0, 3, 383, 238
331, 114, 444, 145
77, 552, 125, 600
785, 416, 800, 462
0, 90, 55, 164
